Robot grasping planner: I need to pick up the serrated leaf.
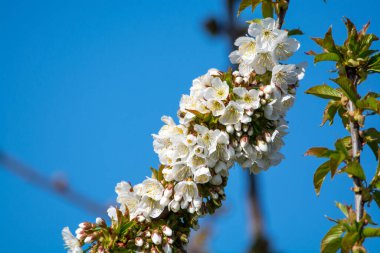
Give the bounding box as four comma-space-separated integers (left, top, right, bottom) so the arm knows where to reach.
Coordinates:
356, 95, 380, 114
314, 53, 341, 63
363, 227, 380, 237
373, 191, 380, 208
305, 147, 334, 158
305, 84, 342, 100
341, 232, 359, 251
314, 161, 331, 196
261, 0, 273, 18
288, 28, 303, 36
342, 160, 366, 180
323, 27, 337, 52
321, 224, 344, 253
336, 202, 349, 217
331, 76, 359, 104
322, 101, 341, 126
238, 0, 262, 16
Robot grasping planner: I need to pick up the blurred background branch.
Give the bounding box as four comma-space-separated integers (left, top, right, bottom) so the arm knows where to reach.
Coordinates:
0, 150, 106, 215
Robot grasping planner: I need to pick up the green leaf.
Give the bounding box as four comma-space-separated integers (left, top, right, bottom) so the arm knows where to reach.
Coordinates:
329, 152, 345, 178
363, 128, 380, 160
305, 147, 334, 158
261, 0, 273, 18
341, 232, 359, 251
342, 160, 366, 180
356, 94, 380, 114
323, 27, 337, 52
314, 161, 331, 195
314, 53, 341, 63
238, 0, 262, 16
368, 52, 380, 72
373, 191, 380, 208
335, 138, 349, 158
322, 101, 341, 126
331, 76, 359, 104
363, 227, 380, 237
305, 84, 342, 100
288, 28, 304, 36
321, 224, 344, 253
336, 202, 349, 217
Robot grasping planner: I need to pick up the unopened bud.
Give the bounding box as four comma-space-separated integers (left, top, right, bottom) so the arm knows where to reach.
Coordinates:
167, 238, 174, 244
236, 131, 242, 137
240, 135, 249, 148
96, 217, 106, 226
258, 90, 264, 97
170, 200, 180, 212
234, 122, 241, 131
242, 124, 249, 132
226, 125, 234, 133
257, 140, 269, 152
79, 222, 91, 229
144, 231, 151, 238
180, 234, 189, 243
232, 70, 240, 76
210, 174, 223, 185
246, 109, 253, 116
135, 237, 144, 247
84, 236, 93, 244
264, 132, 272, 143
164, 187, 173, 198
136, 215, 146, 223
235, 76, 243, 84
260, 99, 266, 105
152, 231, 162, 245
162, 225, 173, 237
163, 243, 173, 253
211, 192, 219, 200
243, 77, 249, 83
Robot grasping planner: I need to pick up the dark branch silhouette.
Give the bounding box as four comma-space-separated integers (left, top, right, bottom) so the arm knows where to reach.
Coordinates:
0, 150, 106, 215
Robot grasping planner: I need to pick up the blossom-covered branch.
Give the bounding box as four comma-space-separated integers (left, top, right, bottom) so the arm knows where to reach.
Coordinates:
62, 17, 304, 253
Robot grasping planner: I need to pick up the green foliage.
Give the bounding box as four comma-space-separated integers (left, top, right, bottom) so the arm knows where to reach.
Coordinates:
306, 18, 380, 252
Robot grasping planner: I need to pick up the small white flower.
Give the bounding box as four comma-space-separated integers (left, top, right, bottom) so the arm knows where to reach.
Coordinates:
233, 87, 260, 110
271, 64, 300, 92
107, 206, 118, 221
206, 99, 226, 116
219, 101, 243, 125
193, 166, 212, 184
135, 237, 144, 247
62, 227, 83, 253
251, 49, 277, 74
162, 225, 173, 237
203, 77, 229, 101
274, 33, 300, 60
248, 18, 285, 51
115, 181, 140, 219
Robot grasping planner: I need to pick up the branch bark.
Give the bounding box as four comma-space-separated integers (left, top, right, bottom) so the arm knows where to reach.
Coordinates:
345, 67, 364, 222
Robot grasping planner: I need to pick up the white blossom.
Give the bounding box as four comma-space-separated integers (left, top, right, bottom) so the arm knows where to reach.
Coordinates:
62, 227, 82, 253
219, 101, 243, 125
203, 77, 229, 101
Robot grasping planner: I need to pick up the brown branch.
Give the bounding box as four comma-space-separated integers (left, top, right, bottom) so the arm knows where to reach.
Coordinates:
276, 0, 290, 29
0, 150, 107, 215
345, 67, 364, 221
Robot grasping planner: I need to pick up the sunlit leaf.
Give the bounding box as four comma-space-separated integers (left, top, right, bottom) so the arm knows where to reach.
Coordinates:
314, 161, 331, 195
314, 53, 341, 63
305, 84, 342, 100
342, 160, 366, 180
321, 224, 344, 253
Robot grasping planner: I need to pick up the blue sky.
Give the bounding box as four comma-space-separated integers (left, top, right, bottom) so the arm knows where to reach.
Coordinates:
1, 0, 379, 252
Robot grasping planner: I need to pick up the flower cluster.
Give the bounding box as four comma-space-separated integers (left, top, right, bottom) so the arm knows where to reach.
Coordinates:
62, 17, 304, 253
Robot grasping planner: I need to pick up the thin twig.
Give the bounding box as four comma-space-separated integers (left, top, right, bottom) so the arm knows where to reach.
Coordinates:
0, 150, 106, 215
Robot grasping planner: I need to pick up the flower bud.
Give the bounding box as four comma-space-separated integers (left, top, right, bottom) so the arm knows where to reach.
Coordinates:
150, 247, 159, 253
235, 76, 243, 84
232, 70, 240, 76
152, 231, 162, 245
96, 217, 106, 227
243, 77, 249, 83
211, 192, 219, 200
188, 205, 195, 213
258, 90, 264, 97
167, 238, 174, 244
164, 186, 173, 198
210, 174, 222, 185
248, 129, 254, 136
136, 215, 146, 223
135, 237, 144, 247
226, 125, 234, 133
193, 198, 202, 209
162, 225, 173, 237
264, 85, 273, 94
84, 236, 93, 244
240, 135, 249, 148
264, 93, 271, 100
234, 122, 241, 131
242, 124, 249, 132
246, 109, 254, 116
169, 200, 180, 212
264, 132, 272, 143
163, 243, 173, 253
79, 222, 91, 229
144, 230, 151, 238
236, 131, 242, 137
160, 196, 170, 206
174, 194, 182, 202
257, 140, 269, 152
260, 99, 266, 105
